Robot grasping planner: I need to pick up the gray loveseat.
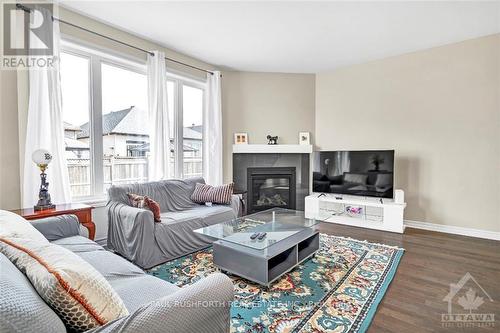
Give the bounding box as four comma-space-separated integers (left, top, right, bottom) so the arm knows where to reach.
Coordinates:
107, 177, 240, 269
0, 214, 234, 333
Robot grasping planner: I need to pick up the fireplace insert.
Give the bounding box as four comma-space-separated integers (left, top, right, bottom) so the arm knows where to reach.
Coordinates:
247, 167, 296, 214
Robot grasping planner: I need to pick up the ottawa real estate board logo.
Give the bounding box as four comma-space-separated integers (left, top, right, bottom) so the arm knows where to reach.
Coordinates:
2, 2, 54, 69
442, 272, 495, 329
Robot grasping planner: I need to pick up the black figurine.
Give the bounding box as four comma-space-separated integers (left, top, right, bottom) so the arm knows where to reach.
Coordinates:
267, 135, 278, 145
35, 168, 55, 211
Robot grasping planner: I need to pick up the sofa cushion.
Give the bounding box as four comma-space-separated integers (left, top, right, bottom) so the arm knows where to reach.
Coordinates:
55, 236, 144, 278
0, 210, 47, 242
0, 253, 66, 333
159, 205, 236, 226
110, 275, 180, 313
52, 235, 105, 253
0, 237, 129, 332
53, 235, 180, 312
191, 182, 234, 205
108, 177, 203, 212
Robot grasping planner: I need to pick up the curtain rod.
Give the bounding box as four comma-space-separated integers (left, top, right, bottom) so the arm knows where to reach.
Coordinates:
16, 4, 214, 75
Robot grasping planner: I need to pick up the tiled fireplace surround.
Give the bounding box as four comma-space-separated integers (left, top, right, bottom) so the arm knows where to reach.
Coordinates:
232, 152, 310, 212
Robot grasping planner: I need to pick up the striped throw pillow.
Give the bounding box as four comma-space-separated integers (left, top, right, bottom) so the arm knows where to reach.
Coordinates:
191, 183, 234, 205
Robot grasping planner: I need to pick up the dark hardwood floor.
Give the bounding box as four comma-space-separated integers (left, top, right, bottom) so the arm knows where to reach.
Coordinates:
316, 223, 500, 333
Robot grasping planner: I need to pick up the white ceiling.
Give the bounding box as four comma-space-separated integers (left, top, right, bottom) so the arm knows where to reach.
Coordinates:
60, 1, 500, 73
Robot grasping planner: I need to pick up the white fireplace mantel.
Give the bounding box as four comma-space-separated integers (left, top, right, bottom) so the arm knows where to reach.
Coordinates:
232, 144, 313, 154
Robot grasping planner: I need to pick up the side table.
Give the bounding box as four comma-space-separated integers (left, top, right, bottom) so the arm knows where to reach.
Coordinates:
11, 203, 96, 240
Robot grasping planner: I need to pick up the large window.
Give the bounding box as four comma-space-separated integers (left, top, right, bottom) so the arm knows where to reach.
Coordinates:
60, 41, 149, 199
60, 40, 206, 199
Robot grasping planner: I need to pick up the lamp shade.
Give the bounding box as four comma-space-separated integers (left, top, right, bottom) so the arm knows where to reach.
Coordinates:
32, 149, 52, 166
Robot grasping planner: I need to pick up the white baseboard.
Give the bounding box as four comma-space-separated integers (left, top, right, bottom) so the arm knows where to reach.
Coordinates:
404, 220, 500, 241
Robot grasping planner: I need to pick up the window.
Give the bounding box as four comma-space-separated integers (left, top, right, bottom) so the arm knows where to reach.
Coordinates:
182, 85, 203, 178
60, 41, 149, 199
101, 62, 148, 191
60, 52, 91, 197
60, 40, 206, 199
167, 77, 205, 179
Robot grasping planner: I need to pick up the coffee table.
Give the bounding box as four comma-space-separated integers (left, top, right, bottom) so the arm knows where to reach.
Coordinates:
194, 208, 319, 286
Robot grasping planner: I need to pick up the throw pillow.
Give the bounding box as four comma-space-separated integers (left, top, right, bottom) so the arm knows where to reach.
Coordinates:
191, 183, 234, 205
127, 193, 161, 222
0, 210, 48, 242
127, 193, 147, 208
0, 237, 129, 332
144, 197, 161, 222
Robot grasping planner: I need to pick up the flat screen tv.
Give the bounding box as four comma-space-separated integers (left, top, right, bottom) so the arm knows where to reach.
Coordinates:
312, 150, 395, 199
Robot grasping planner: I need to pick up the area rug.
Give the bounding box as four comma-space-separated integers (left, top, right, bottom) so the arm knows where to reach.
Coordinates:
147, 234, 404, 333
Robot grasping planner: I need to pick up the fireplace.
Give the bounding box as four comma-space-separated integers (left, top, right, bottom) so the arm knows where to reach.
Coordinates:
247, 167, 296, 214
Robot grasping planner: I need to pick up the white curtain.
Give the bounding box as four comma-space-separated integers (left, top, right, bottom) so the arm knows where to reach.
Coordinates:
203, 71, 223, 185
22, 8, 71, 207
147, 51, 171, 180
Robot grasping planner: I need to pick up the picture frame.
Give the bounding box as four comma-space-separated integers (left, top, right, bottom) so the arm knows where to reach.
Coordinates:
299, 132, 310, 145
234, 132, 248, 144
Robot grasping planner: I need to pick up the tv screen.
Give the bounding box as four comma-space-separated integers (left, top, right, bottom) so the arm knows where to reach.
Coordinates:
312, 150, 395, 198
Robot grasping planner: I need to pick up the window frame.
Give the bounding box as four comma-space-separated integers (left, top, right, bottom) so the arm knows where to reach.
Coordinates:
166, 72, 207, 179
61, 38, 147, 201
60, 37, 208, 201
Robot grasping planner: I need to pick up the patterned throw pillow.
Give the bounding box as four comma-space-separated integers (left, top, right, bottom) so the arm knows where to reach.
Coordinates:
191, 183, 234, 205
144, 197, 161, 222
127, 193, 161, 222
127, 193, 147, 208
0, 237, 129, 332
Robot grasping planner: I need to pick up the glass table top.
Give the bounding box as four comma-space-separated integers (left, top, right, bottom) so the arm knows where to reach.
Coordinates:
194, 208, 318, 250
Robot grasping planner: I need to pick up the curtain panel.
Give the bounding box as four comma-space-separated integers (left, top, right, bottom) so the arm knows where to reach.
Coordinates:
203, 71, 223, 186
22, 7, 71, 207
147, 51, 171, 181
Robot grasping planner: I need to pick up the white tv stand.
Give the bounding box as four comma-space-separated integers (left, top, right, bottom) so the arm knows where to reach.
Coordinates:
305, 191, 406, 233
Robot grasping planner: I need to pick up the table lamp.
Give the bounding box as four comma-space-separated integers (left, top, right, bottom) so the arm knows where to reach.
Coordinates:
32, 149, 56, 211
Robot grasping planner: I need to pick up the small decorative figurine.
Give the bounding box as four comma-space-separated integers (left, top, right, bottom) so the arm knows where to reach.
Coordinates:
267, 135, 278, 145
32, 149, 56, 211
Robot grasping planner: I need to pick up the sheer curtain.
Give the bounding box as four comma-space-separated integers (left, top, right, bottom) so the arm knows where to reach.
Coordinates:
22, 7, 71, 207
147, 51, 171, 180
203, 71, 223, 185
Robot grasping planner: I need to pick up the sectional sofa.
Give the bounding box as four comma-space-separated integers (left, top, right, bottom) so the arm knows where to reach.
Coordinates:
0, 212, 234, 333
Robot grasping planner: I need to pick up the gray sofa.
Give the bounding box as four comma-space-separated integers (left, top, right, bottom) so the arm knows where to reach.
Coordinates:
107, 177, 240, 269
0, 214, 234, 333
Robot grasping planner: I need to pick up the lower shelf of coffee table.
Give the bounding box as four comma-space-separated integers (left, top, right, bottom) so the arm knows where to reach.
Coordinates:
213, 231, 320, 286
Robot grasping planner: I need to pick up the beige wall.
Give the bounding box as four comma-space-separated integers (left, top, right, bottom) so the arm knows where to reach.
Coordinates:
315, 34, 500, 232
222, 71, 315, 182
0, 70, 21, 210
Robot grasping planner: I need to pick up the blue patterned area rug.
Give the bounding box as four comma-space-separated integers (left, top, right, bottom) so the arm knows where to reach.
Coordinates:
147, 234, 404, 333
